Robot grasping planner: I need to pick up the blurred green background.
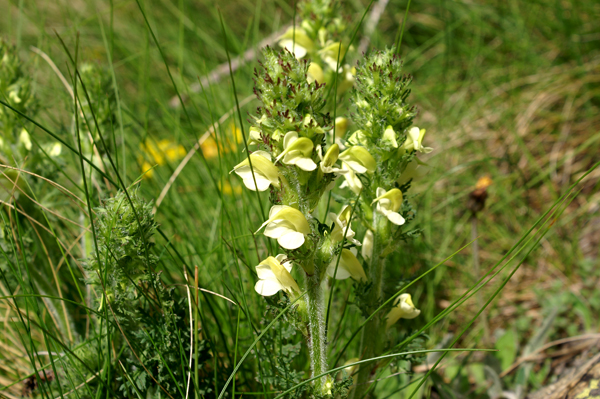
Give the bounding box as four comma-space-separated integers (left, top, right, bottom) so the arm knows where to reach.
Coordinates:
1, 0, 599, 397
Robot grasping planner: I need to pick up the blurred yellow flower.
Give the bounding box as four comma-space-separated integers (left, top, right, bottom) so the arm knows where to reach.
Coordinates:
386, 293, 420, 328
140, 138, 186, 179
201, 123, 244, 159
218, 180, 243, 196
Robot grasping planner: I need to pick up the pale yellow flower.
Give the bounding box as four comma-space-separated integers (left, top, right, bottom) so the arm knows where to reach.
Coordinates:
19, 129, 32, 151
278, 27, 314, 58
334, 117, 348, 139
255, 254, 300, 296
402, 126, 432, 153
339, 162, 362, 194
256, 205, 310, 250
328, 205, 360, 246
276, 131, 317, 171
339, 146, 376, 174
318, 42, 349, 70
231, 150, 280, 191
307, 62, 324, 84
372, 187, 405, 225
386, 293, 420, 328
327, 248, 367, 282
361, 230, 373, 261
381, 125, 398, 149
317, 144, 346, 175
396, 159, 428, 186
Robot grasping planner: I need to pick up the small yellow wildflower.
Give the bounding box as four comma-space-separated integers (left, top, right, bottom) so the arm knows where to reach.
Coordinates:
140, 138, 186, 179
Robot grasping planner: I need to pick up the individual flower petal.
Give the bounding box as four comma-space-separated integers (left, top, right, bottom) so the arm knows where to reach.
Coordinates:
381, 125, 398, 149
339, 146, 376, 174
318, 42, 349, 70
396, 159, 428, 186
318, 144, 347, 175
347, 130, 368, 147
334, 117, 348, 139
339, 162, 362, 194
276, 132, 317, 171
327, 248, 367, 282
232, 151, 281, 191
402, 127, 433, 153
361, 230, 374, 261
307, 62, 324, 84
256, 205, 310, 250
386, 293, 420, 328
277, 27, 314, 58
255, 255, 300, 296
372, 187, 405, 225
248, 126, 262, 145
19, 129, 32, 151
328, 205, 361, 246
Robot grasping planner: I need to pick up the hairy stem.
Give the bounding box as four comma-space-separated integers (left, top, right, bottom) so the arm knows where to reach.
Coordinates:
352, 213, 388, 399
306, 270, 329, 394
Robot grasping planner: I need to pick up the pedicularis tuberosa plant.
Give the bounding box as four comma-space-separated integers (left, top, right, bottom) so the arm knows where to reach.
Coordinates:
232, 46, 432, 397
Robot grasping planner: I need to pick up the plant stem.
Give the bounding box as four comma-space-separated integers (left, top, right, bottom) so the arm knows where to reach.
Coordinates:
352, 214, 387, 399
306, 270, 329, 395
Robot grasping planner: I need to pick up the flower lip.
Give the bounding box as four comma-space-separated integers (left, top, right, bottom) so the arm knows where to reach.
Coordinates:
327, 248, 367, 282
403, 126, 433, 153
328, 205, 361, 246
232, 150, 281, 191
339, 146, 376, 174
276, 132, 317, 171
255, 254, 301, 296
372, 187, 405, 225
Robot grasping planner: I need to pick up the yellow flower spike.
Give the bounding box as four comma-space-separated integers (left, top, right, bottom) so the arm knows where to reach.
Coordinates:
382, 125, 398, 149
372, 187, 405, 225
328, 205, 361, 246
338, 146, 376, 174
339, 162, 362, 194
276, 131, 317, 171
327, 248, 367, 282
385, 293, 420, 328
255, 254, 301, 296
256, 205, 310, 250
231, 150, 281, 191
307, 62, 324, 84
334, 117, 348, 139
140, 139, 186, 179
361, 230, 374, 261
277, 27, 314, 59
402, 126, 433, 153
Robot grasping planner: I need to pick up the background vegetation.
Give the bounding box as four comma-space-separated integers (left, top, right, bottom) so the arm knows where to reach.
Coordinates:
0, 0, 599, 397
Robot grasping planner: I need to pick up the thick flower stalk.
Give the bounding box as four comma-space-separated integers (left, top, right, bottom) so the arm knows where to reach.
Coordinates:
337, 48, 433, 398
233, 47, 363, 395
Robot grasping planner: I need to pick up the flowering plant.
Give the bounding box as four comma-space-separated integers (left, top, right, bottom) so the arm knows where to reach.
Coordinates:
231, 45, 432, 397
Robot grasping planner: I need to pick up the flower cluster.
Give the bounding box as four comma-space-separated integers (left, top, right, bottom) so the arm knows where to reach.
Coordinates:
230, 45, 430, 396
